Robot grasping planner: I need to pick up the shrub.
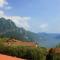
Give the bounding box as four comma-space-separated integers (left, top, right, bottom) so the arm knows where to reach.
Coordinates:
0, 44, 47, 60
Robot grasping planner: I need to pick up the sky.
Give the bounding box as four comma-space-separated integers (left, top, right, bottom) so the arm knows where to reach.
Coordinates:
0, 0, 60, 33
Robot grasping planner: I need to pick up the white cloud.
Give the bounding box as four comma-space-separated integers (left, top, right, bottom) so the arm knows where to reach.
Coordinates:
0, 0, 8, 8
0, 15, 30, 30
39, 23, 48, 32
0, 10, 4, 17
0, 0, 12, 10
0, 0, 30, 30
40, 24, 48, 29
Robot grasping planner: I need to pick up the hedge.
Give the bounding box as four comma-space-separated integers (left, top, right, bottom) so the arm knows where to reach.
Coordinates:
0, 44, 47, 60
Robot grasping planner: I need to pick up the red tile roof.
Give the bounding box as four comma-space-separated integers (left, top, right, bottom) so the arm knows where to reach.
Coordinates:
0, 54, 25, 60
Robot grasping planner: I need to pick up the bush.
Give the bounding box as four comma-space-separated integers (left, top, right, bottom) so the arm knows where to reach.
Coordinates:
0, 44, 47, 60
46, 48, 60, 60
53, 54, 60, 60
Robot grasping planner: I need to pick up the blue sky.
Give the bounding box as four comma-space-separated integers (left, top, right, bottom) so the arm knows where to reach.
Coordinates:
0, 0, 60, 33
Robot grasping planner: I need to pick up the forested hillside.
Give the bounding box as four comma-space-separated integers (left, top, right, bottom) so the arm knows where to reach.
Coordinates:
0, 17, 60, 47
0, 17, 40, 42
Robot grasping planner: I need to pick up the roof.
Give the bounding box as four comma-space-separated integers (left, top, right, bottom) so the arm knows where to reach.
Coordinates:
48, 48, 60, 53
54, 48, 60, 53
5, 39, 37, 47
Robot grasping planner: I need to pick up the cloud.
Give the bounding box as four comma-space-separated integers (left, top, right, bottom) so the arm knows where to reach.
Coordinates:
0, 13, 30, 30
40, 24, 48, 29
0, 0, 30, 30
4, 16, 30, 30
0, 0, 12, 10
0, 10, 4, 17
0, 0, 8, 8
39, 23, 48, 32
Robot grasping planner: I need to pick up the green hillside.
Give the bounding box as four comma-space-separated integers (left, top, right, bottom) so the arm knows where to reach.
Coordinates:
0, 17, 39, 42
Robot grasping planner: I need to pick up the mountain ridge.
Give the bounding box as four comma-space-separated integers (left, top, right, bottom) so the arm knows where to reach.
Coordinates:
0, 17, 60, 47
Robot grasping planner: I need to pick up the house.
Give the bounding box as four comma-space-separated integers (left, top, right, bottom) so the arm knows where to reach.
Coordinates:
48, 48, 60, 54
53, 48, 60, 53
5, 39, 38, 47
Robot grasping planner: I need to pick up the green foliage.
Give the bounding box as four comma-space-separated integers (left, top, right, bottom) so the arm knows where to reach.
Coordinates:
0, 42, 47, 60
0, 17, 40, 42
53, 54, 60, 60
46, 48, 60, 60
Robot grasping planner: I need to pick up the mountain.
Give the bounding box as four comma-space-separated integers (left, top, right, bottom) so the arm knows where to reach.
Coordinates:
0, 18, 16, 33
0, 17, 40, 42
0, 17, 60, 47
37, 33, 60, 47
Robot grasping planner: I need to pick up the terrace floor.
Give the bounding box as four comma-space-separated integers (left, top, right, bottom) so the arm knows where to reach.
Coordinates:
0, 54, 25, 60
